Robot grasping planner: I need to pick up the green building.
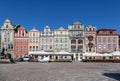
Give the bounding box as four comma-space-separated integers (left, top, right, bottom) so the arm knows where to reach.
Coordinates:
54, 27, 69, 53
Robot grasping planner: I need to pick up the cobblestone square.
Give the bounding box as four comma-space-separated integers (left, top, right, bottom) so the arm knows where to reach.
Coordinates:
0, 62, 120, 81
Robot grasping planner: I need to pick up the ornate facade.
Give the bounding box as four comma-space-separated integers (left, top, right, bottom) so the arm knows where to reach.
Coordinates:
14, 25, 28, 58
84, 25, 96, 53
68, 22, 85, 61
1, 19, 15, 57
97, 29, 119, 53
0, 19, 120, 60
54, 27, 69, 52
28, 28, 40, 54
40, 26, 54, 52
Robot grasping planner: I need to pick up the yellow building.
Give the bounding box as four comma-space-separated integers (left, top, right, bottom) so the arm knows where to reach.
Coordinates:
54, 27, 69, 53
28, 28, 40, 54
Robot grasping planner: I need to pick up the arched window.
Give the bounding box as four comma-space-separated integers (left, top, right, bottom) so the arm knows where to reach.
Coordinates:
6, 25, 8, 28
71, 40, 76, 44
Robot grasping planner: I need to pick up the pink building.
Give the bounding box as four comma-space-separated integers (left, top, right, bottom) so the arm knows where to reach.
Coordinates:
84, 25, 96, 53
97, 28, 119, 53
14, 25, 28, 58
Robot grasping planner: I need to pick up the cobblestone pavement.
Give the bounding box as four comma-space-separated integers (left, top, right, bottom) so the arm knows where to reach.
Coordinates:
0, 62, 120, 81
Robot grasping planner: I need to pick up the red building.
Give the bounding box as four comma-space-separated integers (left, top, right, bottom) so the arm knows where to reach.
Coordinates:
14, 25, 28, 58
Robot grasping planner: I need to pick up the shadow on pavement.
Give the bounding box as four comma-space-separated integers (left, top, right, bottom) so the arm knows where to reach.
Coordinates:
103, 73, 120, 81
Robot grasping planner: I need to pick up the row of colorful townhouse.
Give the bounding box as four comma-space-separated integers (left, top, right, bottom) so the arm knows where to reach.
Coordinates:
0, 19, 120, 61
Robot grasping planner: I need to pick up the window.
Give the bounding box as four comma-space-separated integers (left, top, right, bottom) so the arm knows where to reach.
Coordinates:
20, 46, 22, 51
30, 46, 32, 51
6, 25, 8, 28
78, 25, 80, 29
110, 31, 112, 34
8, 38, 10, 42
33, 39, 35, 42
103, 37, 106, 43
11, 44, 13, 49
16, 46, 18, 50
65, 38, 67, 42
42, 38, 44, 43
36, 39, 38, 43
8, 44, 10, 49
24, 40, 26, 43
103, 31, 106, 34
33, 33, 35, 37
93, 28, 95, 31
5, 38, 7, 42
16, 39, 18, 43
113, 37, 116, 43
56, 38, 58, 42
98, 37, 101, 43
60, 44, 63, 48
103, 44, 106, 49
56, 44, 58, 48
50, 38, 52, 42
50, 45, 52, 49
22, 33, 24, 36
108, 44, 111, 50
41, 45, 44, 50
108, 37, 111, 43
46, 45, 48, 49
98, 44, 101, 49
30, 39, 32, 42
89, 28, 91, 31
24, 46, 26, 50
8, 44, 13, 49
65, 44, 67, 48
20, 40, 23, 43
74, 25, 76, 29
36, 46, 38, 51
46, 38, 48, 43
60, 38, 62, 43
113, 44, 116, 50
7, 31, 9, 35
33, 46, 35, 51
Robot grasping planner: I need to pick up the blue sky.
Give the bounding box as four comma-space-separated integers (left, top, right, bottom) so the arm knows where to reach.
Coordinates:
0, 0, 120, 33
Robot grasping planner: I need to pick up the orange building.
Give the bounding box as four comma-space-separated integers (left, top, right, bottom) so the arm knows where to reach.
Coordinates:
14, 25, 28, 58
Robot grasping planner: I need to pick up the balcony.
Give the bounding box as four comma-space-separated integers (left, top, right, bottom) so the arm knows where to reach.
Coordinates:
69, 34, 84, 38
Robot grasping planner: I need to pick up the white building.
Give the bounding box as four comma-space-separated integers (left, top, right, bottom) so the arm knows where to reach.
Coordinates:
40, 26, 54, 52
1, 19, 15, 57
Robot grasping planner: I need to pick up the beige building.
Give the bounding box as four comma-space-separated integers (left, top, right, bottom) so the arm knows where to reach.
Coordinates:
28, 28, 40, 54
54, 27, 69, 53
68, 22, 85, 61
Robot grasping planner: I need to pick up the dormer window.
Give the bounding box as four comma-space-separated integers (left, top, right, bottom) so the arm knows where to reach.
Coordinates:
110, 31, 112, 34
93, 28, 95, 31
22, 33, 24, 36
6, 25, 8, 28
89, 28, 91, 31
78, 25, 80, 29
33, 33, 35, 37
103, 31, 106, 34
